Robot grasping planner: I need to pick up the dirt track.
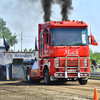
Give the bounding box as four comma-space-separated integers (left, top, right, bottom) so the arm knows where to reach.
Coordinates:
0, 79, 100, 100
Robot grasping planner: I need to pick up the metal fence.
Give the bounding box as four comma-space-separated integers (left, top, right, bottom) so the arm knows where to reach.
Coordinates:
90, 72, 100, 77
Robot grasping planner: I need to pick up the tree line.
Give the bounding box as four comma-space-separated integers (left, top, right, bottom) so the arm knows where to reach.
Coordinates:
0, 17, 17, 46
23, 48, 36, 52
0, 17, 37, 53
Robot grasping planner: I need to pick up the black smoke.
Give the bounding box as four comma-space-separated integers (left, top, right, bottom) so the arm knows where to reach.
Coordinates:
41, 0, 53, 22
54, 0, 73, 21
60, 0, 73, 21
21, 0, 73, 22
5, 0, 73, 23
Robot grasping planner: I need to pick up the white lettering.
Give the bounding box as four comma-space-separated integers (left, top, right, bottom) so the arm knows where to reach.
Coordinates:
15, 54, 32, 58
65, 50, 79, 55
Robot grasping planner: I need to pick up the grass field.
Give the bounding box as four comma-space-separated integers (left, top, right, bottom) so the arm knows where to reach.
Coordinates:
89, 76, 100, 80
94, 68, 100, 72
90, 68, 100, 79
91, 68, 100, 72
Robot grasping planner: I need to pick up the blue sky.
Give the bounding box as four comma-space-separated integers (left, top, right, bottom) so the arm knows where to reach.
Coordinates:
0, 0, 100, 52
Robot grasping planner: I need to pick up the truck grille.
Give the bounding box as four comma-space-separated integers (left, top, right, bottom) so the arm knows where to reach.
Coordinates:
59, 59, 83, 67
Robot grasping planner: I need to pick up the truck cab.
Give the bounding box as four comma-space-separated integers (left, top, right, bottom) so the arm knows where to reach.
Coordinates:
27, 20, 98, 85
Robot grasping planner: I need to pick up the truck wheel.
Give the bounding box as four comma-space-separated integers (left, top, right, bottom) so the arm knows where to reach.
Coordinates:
44, 70, 50, 85
1, 71, 6, 81
78, 78, 88, 85
26, 71, 32, 83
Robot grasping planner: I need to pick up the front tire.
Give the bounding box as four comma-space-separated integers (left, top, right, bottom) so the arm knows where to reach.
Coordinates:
44, 70, 50, 85
78, 78, 88, 85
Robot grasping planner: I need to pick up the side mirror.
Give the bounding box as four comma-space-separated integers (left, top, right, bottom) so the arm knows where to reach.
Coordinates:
88, 34, 98, 46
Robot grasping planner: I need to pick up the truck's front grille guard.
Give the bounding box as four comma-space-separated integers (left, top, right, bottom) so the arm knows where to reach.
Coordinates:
55, 55, 90, 78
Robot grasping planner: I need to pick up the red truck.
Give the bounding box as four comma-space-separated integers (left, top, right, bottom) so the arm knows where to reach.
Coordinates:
26, 20, 98, 85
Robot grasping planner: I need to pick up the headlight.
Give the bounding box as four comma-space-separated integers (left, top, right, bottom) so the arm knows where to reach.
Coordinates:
55, 58, 59, 63
55, 58, 59, 67
84, 74, 87, 76
80, 74, 83, 76
55, 63, 59, 67
84, 60, 87, 63
54, 73, 59, 77
60, 74, 63, 76
84, 59, 87, 67
84, 63, 87, 67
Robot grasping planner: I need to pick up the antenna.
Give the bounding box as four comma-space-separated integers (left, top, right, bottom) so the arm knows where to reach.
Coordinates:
90, 25, 91, 44
90, 25, 91, 35
14, 33, 16, 52
21, 31, 23, 52
90, 25, 91, 57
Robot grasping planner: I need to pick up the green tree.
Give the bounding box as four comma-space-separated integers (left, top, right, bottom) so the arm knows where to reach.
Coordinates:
32, 49, 36, 53
28, 48, 36, 53
0, 17, 18, 46
24, 48, 28, 52
29, 48, 32, 52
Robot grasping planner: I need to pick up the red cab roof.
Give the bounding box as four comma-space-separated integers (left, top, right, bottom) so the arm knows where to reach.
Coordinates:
39, 20, 88, 28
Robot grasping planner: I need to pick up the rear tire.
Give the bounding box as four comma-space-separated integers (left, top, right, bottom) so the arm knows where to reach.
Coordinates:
78, 78, 88, 85
44, 70, 50, 85
1, 71, 6, 81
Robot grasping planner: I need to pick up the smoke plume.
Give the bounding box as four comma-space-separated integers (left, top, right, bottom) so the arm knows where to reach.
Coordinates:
60, 0, 73, 21
54, 0, 73, 21
41, 0, 53, 22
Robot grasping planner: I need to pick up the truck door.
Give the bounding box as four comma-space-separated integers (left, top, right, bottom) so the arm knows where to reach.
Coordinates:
43, 29, 49, 56
40, 31, 44, 56
40, 29, 49, 57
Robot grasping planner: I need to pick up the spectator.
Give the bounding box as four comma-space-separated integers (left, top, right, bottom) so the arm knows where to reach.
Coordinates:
91, 64, 94, 72
92, 60, 99, 69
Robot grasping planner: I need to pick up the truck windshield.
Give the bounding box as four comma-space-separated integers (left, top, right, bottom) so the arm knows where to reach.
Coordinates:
50, 28, 88, 46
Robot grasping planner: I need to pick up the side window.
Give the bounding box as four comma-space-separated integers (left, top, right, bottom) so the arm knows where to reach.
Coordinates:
82, 29, 88, 44
82, 33, 86, 44
44, 29, 49, 43
40, 31, 43, 50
